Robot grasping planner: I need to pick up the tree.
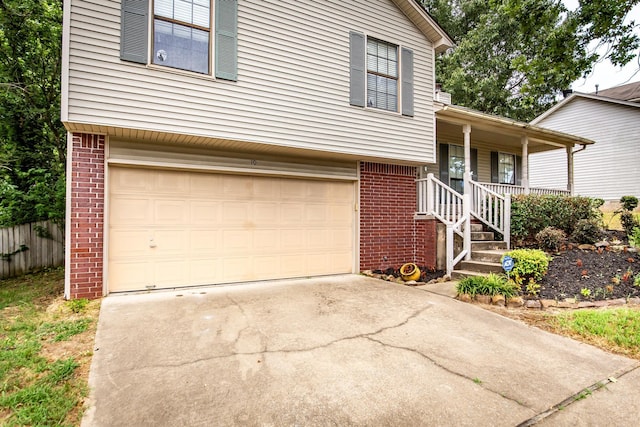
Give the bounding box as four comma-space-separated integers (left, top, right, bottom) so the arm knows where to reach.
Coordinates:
0, 0, 65, 227
421, 0, 640, 121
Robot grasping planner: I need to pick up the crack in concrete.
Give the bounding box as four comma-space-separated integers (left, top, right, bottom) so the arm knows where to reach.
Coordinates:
106, 304, 433, 374
362, 335, 532, 410
515, 362, 640, 426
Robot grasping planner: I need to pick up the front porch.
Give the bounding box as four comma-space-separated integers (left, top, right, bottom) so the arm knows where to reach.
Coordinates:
419, 104, 594, 276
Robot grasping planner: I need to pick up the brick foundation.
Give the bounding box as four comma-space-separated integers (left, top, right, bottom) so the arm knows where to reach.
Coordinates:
68, 133, 105, 299
359, 162, 437, 272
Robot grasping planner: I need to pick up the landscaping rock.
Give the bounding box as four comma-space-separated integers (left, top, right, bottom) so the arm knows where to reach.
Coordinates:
475, 295, 491, 304
609, 298, 627, 306
457, 293, 472, 303
628, 297, 640, 305
540, 299, 557, 308
361, 270, 374, 277
507, 297, 524, 308
491, 295, 505, 306
525, 299, 542, 309
594, 241, 610, 248
577, 301, 596, 308
404, 280, 418, 286
578, 244, 596, 251
557, 301, 577, 308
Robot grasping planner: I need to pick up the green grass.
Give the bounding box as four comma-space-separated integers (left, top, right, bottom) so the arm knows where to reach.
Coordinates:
553, 308, 640, 356
0, 268, 97, 426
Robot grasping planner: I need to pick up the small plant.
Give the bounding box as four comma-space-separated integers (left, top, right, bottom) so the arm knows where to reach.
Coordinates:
621, 212, 640, 236
580, 288, 592, 298
570, 218, 603, 244
525, 280, 541, 297
456, 273, 520, 298
620, 195, 639, 212
502, 249, 550, 287
628, 227, 640, 248
622, 268, 634, 283
67, 298, 89, 314
634, 274, 640, 287
535, 227, 567, 252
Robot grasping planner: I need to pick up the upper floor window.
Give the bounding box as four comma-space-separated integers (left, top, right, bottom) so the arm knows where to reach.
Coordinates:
498, 152, 515, 185
153, 0, 211, 74
366, 38, 398, 112
349, 31, 413, 116
120, 0, 238, 80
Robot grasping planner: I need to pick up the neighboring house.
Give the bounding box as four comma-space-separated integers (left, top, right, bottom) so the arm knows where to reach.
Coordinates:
61, 0, 591, 299
529, 82, 640, 201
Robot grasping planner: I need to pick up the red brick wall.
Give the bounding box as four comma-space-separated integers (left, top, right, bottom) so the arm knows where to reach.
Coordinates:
68, 133, 105, 299
359, 162, 436, 271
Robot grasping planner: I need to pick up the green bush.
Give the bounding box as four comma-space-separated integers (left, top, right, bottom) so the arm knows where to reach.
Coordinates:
570, 218, 603, 244
502, 249, 549, 287
456, 273, 520, 298
621, 211, 640, 236
535, 227, 566, 252
620, 196, 639, 212
510, 194, 601, 246
629, 227, 640, 248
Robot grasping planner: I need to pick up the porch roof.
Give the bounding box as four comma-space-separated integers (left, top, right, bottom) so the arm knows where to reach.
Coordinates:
435, 104, 595, 154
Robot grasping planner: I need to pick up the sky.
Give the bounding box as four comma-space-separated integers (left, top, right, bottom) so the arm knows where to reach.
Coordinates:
563, 0, 640, 93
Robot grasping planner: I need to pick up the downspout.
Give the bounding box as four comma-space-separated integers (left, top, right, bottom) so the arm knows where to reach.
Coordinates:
567, 144, 588, 195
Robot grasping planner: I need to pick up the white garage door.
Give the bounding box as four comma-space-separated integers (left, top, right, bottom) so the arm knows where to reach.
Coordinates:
107, 167, 355, 292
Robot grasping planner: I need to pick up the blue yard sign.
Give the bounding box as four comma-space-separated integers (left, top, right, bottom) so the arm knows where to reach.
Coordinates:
502, 255, 514, 273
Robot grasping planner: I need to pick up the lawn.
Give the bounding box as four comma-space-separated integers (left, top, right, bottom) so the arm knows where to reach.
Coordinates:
0, 268, 100, 426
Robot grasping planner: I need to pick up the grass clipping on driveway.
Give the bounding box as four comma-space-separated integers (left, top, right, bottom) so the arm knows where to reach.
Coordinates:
0, 268, 100, 426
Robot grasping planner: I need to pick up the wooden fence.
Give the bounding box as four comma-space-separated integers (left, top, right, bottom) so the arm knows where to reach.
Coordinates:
0, 221, 64, 279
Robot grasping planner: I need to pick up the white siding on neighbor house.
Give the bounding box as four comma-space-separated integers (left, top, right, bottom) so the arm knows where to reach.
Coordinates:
530, 97, 640, 200
64, 0, 437, 164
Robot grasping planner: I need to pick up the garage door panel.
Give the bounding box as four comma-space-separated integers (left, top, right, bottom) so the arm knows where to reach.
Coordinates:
109, 261, 153, 292
152, 260, 189, 287
110, 230, 150, 257
110, 197, 151, 225
108, 167, 354, 292
190, 230, 219, 253
191, 201, 220, 224
154, 200, 188, 224
155, 171, 189, 195
153, 230, 188, 255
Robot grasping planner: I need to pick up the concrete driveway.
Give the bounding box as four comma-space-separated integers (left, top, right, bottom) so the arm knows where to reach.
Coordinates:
82, 275, 640, 426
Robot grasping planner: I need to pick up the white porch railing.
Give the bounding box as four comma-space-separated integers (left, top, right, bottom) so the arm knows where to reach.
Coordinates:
469, 180, 510, 249
477, 182, 570, 196
417, 174, 469, 275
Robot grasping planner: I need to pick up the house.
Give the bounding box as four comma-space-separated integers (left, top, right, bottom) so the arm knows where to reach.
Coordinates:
61, 0, 591, 299
529, 82, 640, 201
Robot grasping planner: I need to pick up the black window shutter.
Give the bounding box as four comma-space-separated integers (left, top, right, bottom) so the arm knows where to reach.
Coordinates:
439, 144, 449, 184
515, 155, 523, 186
349, 31, 366, 107
215, 0, 238, 80
471, 148, 478, 181
401, 47, 414, 116
120, 0, 149, 64
490, 151, 499, 183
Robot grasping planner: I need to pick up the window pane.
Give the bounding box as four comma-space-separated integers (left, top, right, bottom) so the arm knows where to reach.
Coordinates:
155, 0, 173, 18
193, 4, 210, 27
498, 153, 515, 184
153, 19, 209, 74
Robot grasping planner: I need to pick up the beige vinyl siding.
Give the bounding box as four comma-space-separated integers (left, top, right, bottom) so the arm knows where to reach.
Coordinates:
65, 0, 437, 163
530, 97, 640, 200
426, 143, 512, 184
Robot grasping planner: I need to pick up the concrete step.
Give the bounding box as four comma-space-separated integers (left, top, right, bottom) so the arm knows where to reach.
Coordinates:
458, 260, 504, 274
470, 231, 496, 241
450, 270, 487, 280
470, 223, 484, 232
471, 249, 507, 263
471, 241, 508, 251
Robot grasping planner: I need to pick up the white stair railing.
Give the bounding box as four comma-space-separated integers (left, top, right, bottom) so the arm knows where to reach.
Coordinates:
469, 180, 511, 249
417, 174, 469, 276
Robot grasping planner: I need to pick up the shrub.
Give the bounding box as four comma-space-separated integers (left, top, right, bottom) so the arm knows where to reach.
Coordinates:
535, 227, 566, 252
629, 227, 640, 248
620, 196, 639, 212
456, 273, 520, 298
510, 194, 601, 246
570, 218, 603, 244
502, 249, 549, 287
621, 211, 640, 236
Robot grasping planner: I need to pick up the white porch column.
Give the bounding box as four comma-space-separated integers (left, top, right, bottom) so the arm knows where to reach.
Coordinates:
567, 145, 574, 194
521, 135, 529, 194
462, 124, 471, 261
